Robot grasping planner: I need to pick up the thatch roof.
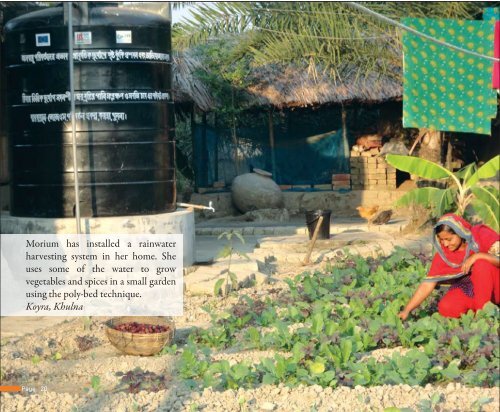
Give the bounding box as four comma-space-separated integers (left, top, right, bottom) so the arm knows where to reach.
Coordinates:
245, 64, 402, 108
172, 54, 403, 111
172, 53, 216, 112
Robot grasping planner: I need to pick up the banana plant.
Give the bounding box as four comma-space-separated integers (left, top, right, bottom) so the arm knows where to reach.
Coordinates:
385, 154, 499, 231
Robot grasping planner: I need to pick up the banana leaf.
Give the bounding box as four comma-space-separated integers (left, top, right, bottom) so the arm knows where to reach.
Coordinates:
477, 155, 500, 179
470, 199, 499, 232
465, 155, 500, 187
470, 186, 499, 225
396, 187, 457, 217
471, 185, 499, 206
431, 187, 456, 217
454, 163, 476, 181
395, 187, 441, 210
386, 155, 452, 180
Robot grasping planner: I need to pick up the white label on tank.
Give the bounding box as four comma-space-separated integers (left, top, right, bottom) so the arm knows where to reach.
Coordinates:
20, 50, 170, 64
116, 30, 132, 44
35, 33, 51, 47
75, 31, 92, 45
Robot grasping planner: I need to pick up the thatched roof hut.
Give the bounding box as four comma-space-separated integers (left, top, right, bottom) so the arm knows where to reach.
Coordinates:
172, 53, 403, 111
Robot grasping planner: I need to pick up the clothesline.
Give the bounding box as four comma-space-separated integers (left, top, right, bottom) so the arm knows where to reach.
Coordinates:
346, 1, 500, 63
253, 26, 392, 41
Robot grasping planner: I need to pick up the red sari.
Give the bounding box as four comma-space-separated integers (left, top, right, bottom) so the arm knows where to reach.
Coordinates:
425, 215, 500, 318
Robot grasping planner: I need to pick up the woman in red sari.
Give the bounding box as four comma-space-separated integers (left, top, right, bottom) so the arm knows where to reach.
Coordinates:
399, 214, 499, 320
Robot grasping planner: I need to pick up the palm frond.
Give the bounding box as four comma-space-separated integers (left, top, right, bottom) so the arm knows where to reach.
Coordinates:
172, 1, 481, 107
173, 2, 253, 50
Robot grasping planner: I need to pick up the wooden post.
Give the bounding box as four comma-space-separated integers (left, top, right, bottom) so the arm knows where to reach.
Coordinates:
341, 105, 349, 171
268, 108, 276, 178
201, 111, 208, 187
445, 133, 453, 171
231, 88, 240, 175
190, 104, 199, 191
214, 112, 219, 182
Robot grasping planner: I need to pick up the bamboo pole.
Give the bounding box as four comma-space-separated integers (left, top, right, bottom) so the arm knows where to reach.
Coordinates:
302, 215, 324, 266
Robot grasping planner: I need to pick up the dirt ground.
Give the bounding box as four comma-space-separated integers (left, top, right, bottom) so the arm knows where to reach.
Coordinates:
1, 218, 498, 411
1, 276, 499, 412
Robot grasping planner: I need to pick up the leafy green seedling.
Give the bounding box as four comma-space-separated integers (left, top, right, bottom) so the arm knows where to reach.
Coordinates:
158, 343, 178, 356
188, 404, 200, 412
31, 355, 41, 365
470, 397, 493, 412
82, 316, 92, 331
238, 396, 248, 412
90, 375, 101, 393
214, 230, 249, 297
417, 393, 443, 412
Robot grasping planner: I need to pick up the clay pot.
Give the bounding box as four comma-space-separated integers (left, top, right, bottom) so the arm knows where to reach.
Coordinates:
231, 172, 283, 213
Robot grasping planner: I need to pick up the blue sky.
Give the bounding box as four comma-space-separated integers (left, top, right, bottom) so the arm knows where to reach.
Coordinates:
172, 2, 216, 24
171, 3, 198, 24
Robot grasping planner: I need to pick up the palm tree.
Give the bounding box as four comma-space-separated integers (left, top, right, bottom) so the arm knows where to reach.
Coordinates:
173, 2, 480, 80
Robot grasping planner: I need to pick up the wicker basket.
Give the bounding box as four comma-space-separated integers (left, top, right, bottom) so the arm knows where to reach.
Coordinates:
105, 316, 175, 356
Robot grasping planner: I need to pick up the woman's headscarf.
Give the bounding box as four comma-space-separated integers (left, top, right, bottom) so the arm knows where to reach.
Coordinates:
425, 214, 499, 283
432, 214, 479, 268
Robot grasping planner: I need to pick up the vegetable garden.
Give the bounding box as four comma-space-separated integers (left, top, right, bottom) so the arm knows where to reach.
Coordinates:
1, 246, 498, 411
177, 248, 499, 394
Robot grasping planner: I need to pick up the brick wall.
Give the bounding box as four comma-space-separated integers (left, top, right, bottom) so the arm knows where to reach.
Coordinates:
350, 151, 396, 190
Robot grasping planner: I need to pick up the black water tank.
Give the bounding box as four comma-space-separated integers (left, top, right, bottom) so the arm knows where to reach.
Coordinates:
4, 4, 175, 217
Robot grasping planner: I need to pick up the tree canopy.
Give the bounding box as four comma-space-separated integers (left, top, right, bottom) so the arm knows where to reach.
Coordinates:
173, 2, 486, 83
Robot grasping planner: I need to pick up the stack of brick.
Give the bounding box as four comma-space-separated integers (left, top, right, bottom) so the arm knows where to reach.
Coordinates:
350, 147, 396, 190
331, 173, 351, 190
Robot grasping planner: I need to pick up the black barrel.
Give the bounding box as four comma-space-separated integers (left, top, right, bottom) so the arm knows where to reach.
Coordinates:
4, 4, 175, 217
305, 210, 331, 240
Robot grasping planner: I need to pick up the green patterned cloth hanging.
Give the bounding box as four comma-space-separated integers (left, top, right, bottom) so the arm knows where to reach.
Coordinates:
402, 18, 497, 135
483, 7, 499, 24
